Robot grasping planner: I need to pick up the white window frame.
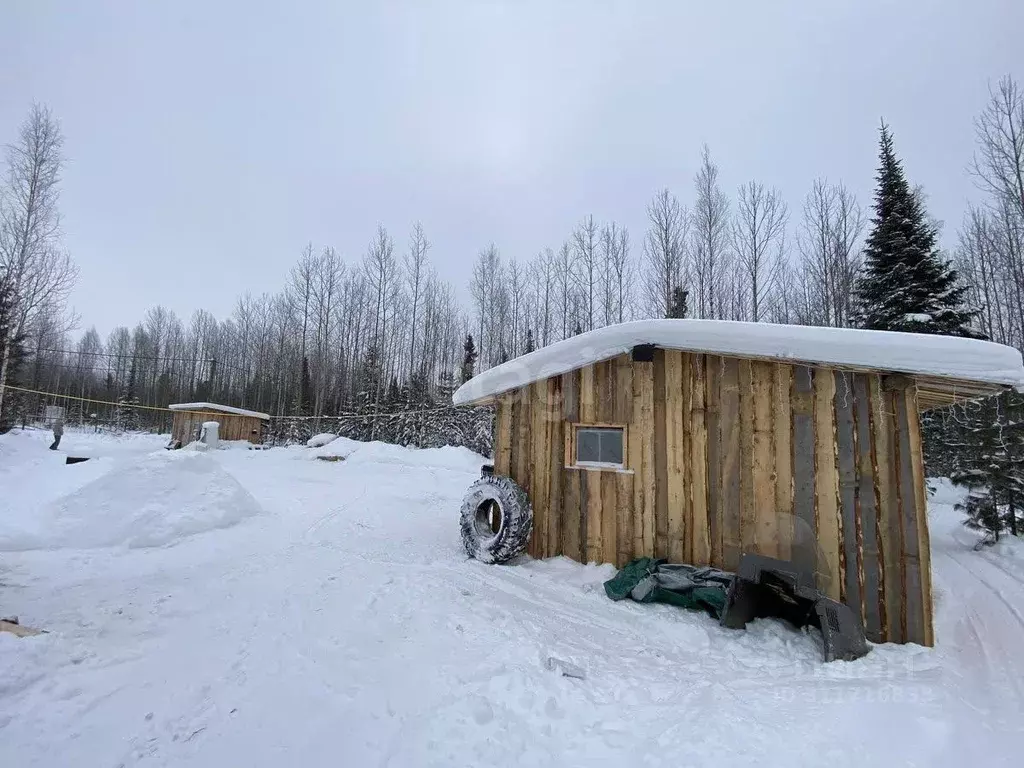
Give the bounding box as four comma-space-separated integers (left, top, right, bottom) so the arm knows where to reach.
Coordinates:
566, 423, 628, 471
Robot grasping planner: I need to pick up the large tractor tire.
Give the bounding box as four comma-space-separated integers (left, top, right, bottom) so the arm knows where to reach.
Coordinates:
460, 474, 532, 564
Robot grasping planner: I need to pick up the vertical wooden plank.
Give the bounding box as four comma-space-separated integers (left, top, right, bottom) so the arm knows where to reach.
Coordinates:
751, 361, 776, 558
905, 385, 934, 647
664, 350, 686, 563
616, 472, 634, 566
834, 371, 861, 611
872, 376, 901, 643
585, 470, 603, 563
792, 367, 816, 578
509, 389, 523, 486
494, 393, 513, 476
895, 385, 928, 646
773, 363, 794, 562
562, 469, 582, 563
547, 378, 564, 560
594, 359, 614, 424
580, 363, 597, 423
738, 359, 756, 561
530, 379, 551, 560
680, 352, 691, 562
601, 470, 619, 565
653, 350, 670, 559
614, 354, 633, 424
814, 369, 842, 601
562, 370, 579, 422
517, 386, 533, 499
706, 357, 723, 568
855, 374, 882, 642
689, 355, 711, 565
720, 358, 741, 571
631, 361, 656, 557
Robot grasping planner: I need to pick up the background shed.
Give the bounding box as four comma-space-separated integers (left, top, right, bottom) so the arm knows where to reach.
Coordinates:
168, 402, 270, 445
454, 320, 1024, 647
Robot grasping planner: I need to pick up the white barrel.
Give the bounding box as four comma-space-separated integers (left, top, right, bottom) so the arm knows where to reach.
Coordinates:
199, 421, 220, 449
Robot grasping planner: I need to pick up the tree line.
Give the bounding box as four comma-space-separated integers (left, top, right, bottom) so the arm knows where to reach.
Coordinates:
2, 77, 1023, 540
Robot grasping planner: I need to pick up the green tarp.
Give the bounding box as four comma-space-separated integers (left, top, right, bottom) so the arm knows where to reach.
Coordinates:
603, 557, 733, 619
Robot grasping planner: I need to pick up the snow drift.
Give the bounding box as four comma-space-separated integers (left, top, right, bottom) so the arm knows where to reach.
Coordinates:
306, 433, 340, 448
0, 451, 261, 551
306, 435, 362, 460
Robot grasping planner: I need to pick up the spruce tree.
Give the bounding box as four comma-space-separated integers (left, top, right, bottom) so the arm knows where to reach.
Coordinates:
297, 356, 313, 416
385, 376, 402, 407
524, 329, 535, 354
951, 392, 1024, 540
0, 276, 27, 433
407, 368, 431, 406
853, 122, 979, 338
460, 334, 477, 383
667, 287, 689, 319
358, 345, 382, 411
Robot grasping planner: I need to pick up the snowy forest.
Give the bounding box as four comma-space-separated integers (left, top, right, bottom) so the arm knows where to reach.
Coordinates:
2, 77, 1024, 537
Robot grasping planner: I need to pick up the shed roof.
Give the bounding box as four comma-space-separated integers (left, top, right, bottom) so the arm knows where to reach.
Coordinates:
452, 319, 1024, 409
168, 402, 271, 420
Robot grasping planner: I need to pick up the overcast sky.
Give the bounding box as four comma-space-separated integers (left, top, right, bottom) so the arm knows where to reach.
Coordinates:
2, 1, 1021, 337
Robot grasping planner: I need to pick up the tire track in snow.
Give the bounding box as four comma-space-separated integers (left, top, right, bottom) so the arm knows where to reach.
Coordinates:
933, 543, 1024, 706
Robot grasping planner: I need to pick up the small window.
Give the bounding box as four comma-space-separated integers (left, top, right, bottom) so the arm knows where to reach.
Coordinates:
575, 426, 625, 468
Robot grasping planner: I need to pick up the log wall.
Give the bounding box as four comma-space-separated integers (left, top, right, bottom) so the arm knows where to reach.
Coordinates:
492, 351, 934, 646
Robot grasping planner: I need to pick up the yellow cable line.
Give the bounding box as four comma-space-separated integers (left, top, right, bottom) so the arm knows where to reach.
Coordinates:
2, 384, 472, 420
3, 385, 224, 417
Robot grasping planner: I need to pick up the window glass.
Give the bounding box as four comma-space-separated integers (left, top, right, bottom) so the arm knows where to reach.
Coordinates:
577, 428, 601, 463
601, 429, 624, 465
576, 427, 624, 467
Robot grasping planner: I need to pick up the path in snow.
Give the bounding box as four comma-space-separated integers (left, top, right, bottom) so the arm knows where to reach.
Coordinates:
1, 432, 1022, 767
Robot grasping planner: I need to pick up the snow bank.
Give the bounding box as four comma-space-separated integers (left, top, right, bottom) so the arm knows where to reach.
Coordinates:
0, 451, 261, 551
306, 435, 362, 460
307, 433, 340, 448
454, 319, 1024, 404
344, 440, 485, 473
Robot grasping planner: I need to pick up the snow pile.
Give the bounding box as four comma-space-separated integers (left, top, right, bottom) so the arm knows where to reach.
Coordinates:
343, 439, 485, 473
306, 435, 362, 460
307, 432, 340, 448
0, 450, 261, 551
454, 318, 1024, 404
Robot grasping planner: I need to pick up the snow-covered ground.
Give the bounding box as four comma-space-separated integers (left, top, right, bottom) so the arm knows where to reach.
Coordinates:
1, 428, 1021, 767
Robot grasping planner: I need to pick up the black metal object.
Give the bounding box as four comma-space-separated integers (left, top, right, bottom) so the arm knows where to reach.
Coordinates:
631, 344, 656, 362
480, 463, 495, 477
721, 554, 870, 662
65, 456, 90, 465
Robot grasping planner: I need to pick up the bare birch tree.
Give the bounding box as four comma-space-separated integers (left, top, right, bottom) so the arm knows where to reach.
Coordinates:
601, 222, 632, 325
972, 75, 1024, 222
794, 180, 864, 327
732, 181, 788, 321
405, 222, 430, 374
641, 188, 688, 318
691, 146, 731, 319
572, 215, 599, 331
0, 104, 75, 419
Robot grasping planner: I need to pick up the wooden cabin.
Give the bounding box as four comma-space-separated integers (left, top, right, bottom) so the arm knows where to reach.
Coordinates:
453, 320, 1024, 646
168, 402, 270, 445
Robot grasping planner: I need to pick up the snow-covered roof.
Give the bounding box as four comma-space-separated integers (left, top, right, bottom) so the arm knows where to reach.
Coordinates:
168, 402, 271, 420
453, 319, 1024, 406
